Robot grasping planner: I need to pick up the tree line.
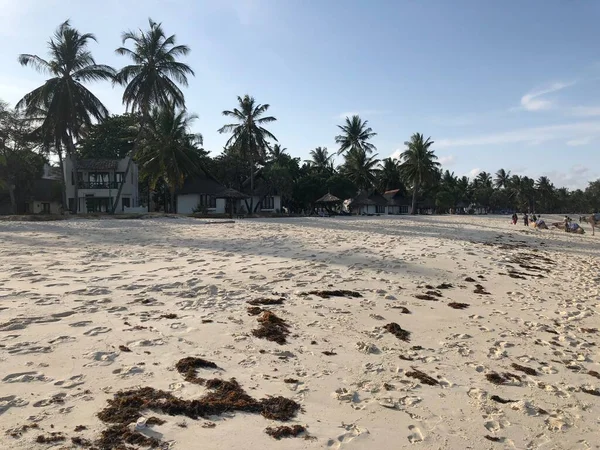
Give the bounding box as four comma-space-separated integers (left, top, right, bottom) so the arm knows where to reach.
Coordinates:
1, 20, 599, 215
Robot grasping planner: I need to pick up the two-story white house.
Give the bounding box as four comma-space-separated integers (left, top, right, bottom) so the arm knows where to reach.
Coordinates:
63, 156, 140, 213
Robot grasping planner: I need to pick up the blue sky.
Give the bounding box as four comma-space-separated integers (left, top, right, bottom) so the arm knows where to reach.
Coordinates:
1, 0, 599, 189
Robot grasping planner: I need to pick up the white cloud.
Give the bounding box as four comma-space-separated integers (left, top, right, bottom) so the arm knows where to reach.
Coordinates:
439, 154, 456, 166
468, 168, 482, 178
569, 106, 600, 117
541, 165, 596, 190
388, 149, 401, 160
566, 137, 592, 146
519, 81, 575, 111
437, 120, 600, 149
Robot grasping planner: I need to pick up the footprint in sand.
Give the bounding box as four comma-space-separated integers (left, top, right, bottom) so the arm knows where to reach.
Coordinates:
407, 425, 424, 443
33, 392, 67, 407
2, 371, 49, 383
48, 336, 76, 345
83, 327, 112, 336
327, 425, 370, 449
69, 321, 93, 327
54, 375, 85, 389
0, 395, 29, 415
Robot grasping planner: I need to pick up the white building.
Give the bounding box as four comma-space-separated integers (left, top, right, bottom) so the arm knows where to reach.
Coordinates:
63, 156, 140, 213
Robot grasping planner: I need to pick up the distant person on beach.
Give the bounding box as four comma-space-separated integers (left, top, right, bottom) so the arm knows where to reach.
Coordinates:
524, 213, 529, 226
511, 213, 518, 225
564, 216, 569, 232
531, 214, 537, 222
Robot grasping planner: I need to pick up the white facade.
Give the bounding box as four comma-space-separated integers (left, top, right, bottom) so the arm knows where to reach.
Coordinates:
243, 195, 281, 213
63, 156, 140, 214
177, 194, 226, 214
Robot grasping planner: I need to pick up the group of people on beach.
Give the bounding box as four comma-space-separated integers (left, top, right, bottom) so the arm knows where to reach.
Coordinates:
511, 212, 589, 234
511, 212, 542, 227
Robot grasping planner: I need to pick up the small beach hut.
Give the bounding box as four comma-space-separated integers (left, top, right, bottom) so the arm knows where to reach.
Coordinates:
315, 192, 342, 215
217, 188, 249, 218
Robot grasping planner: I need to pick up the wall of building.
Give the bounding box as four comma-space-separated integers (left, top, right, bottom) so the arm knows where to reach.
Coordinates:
28, 201, 62, 214
176, 194, 226, 214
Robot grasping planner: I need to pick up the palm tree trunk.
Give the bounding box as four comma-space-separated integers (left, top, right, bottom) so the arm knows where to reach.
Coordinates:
249, 154, 254, 216
411, 183, 418, 215
65, 135, 79, 214
56, 146, 67, 213
8, 183, 16, 214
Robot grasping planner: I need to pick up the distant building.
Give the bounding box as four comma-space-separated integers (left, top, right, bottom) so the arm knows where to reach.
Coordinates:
63, 156, 140, 213
383, 189, 411, 214
349, 191, 388, 215
23, 178, 62, 214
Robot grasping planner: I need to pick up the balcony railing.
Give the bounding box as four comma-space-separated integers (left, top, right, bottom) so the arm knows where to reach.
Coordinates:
78, 181, 121, 189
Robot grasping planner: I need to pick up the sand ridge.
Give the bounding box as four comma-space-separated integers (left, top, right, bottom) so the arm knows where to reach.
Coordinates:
0, 215, 599, 449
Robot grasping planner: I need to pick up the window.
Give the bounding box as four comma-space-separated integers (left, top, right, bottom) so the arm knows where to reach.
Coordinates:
199, 194, 216, 208
89, 172, 109, 183
115, 172, 125, 184
122, 197, 130, 211
376, 205, 386, 214
400, 205, 409, 214
262, 196, 275, 210
42, 203, 51, 213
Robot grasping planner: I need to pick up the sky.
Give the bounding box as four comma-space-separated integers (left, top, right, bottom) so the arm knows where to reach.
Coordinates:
1, 0, 599, 189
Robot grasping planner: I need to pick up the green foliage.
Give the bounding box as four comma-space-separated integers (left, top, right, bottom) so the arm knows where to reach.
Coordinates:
399, 133, 439, 214
335, 115, 377, 156
341, 148, 379, 190
79, 114, 138, 159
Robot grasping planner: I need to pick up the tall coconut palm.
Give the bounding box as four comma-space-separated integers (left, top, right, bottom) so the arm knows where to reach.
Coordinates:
218, 95, 277, 214
268, 144, 287, 164
494, 168, 511, 189
335, 115, 377, 156
399, 133, 439, 214
136, 104, 204, 212
16, 20, 115, 213
535, 176, 555, 212
342, 148, 379, 190
111, 18, 194, 213
307, 146, 333, 173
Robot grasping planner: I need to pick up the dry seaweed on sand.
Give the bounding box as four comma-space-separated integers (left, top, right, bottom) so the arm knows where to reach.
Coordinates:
252, 311, 290, 345
175, 357, 219, 384
304, 290, 362, 299
436, 282, 453, 289
247, 306, 263, 316
464, 277, 477, 282
322, 351, 337, 356
405, 367, 438, 386
511, 363, 537, 376
71, 436, 93, 447
7, 423, 39, 438
399, 354, 414, 361
202, 319, 214, 323
580, 328, 598, 333
490, 395, 517, 404
96, 378, 301, 449
265, 425, 306, 440
384, 322, 411, 342
247, 298, 285, 306
118, 345, 131, 352
425, 290, 443, 297
36, 433, 65, 443
474, 284, 491, 295
147, 417, 166, 426
581, 387, 600, 396
415, 294, 438, 301
484, 435, 502, 442
448, 302, 469, 310
284, 378, 299, 383
74, 425, 87, 432
588, 370, 600, 380
391, 305, 411, 314
160, 313, 178, 319
486, 372, 521, 385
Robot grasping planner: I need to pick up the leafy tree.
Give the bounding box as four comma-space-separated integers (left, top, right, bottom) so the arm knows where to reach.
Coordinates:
218, 95, 277, 214
585, 179, 600, 212
112, 18, 194, 213
399, 133, 439, 214
494, 168, 511, 189
16, 20, 115, 213
78, 114, 138, 159
377, 157, 404, 192
136, 105, 205, 212
341, 148, 379, 190
268, 144, 288, 164
306, 146, 334, 174
335, 115, 377, 156
535, 176, 555, 213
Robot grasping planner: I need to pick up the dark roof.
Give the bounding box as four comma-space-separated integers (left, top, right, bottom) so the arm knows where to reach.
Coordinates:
177, 175, 225, 195
383, 189, 410, 206
217, 188, 249, 199
349, 191, 388, 207
315, 193, 341, 203
77, 159, 119, 170
32, 179, 62, 202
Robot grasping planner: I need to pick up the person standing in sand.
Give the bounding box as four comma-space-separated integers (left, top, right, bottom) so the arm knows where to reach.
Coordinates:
524, 213, 529, 227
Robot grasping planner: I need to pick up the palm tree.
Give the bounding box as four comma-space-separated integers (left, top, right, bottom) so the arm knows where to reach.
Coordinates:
268, 144, 287, 164
476, 171, 493, 188
399, 133, 439, 214
16, 20, 115, 213
111, 18, 194, 213
136, 104, 204, 212
218, 95, 277, 214
494, 168, 511, 189
535, 176, 555, 213
335, 115, 377, 156
307, 146, 333, 173
342, 148, 379, 190
377, 157, 403, 192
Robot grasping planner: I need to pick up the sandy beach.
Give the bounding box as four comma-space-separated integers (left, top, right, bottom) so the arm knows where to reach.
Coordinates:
0, 215, 599, 449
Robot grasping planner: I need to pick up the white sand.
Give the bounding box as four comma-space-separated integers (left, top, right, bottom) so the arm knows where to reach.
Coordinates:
0, 215, 599, 449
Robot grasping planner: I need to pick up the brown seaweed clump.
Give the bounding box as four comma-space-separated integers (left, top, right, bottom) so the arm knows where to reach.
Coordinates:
247, 298, 285, 306
581, 387, 600, 396
511, 363, 537, 376
484, 435, 502, 442
252, 311, 290, 345
405, 367, 438, 386
448, 302, 469, 310
490, 395, 516, 404
96, 378, 301, 449
588, 370, 600, 380
436, 283, 453, 289
384, 322, 411, 342
247, 306, 263, 316
160, 313, 178, 319
265, 425, 306, 440
474, 284, 491, 295
391, 306, 411, 314
414, 294, 438, 301
486, 372, 522, 385
464, 277, 477, 283
36, 433, 66, 443
175, 357, 219, 384
7, 423, 39, 439
71, 436, 93, 447
305, 290, 362, 299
